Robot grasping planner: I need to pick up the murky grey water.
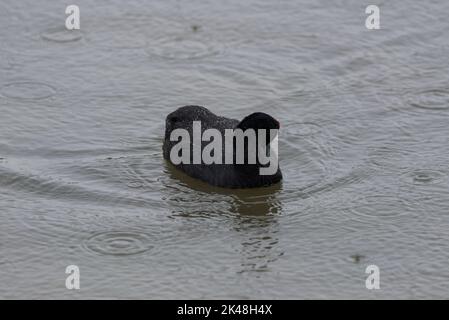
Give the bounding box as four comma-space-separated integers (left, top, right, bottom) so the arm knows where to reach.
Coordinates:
1, 0, 449, 299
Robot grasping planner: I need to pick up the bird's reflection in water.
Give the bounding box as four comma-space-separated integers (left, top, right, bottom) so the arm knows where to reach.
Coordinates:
163, 161, 284, 273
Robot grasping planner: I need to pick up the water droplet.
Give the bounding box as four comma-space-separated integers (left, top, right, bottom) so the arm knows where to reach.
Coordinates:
350, 254, 365, 263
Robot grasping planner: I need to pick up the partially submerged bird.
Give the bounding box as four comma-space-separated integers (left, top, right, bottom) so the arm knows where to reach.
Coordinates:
163, 105, 282, 188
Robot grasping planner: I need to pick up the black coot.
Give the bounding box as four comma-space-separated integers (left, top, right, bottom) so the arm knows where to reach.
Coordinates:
163, 105, 282, 188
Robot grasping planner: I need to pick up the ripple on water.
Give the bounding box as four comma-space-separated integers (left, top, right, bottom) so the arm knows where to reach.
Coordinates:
416, 260, 449, 280
282, 121, 322, 137
79, 14, 225, 56
147, 34, 224, 60
0, 81, 56, 100
83, 231, 154, 256
346, 193, 421, 219
367, 146, 415, 172
0, 52, 13, 70
41, 28, 83, 43
408, 88, 449, 111
86, 15, 180, 50
279, 120, 331, 195
126, 180, 144, 189
400, 169, 447, 186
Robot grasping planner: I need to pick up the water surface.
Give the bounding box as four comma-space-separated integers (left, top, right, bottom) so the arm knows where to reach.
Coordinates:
1, 0, 449, 299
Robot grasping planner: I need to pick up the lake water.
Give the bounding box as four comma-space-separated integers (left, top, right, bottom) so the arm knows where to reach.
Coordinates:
1, 0, 449, 299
